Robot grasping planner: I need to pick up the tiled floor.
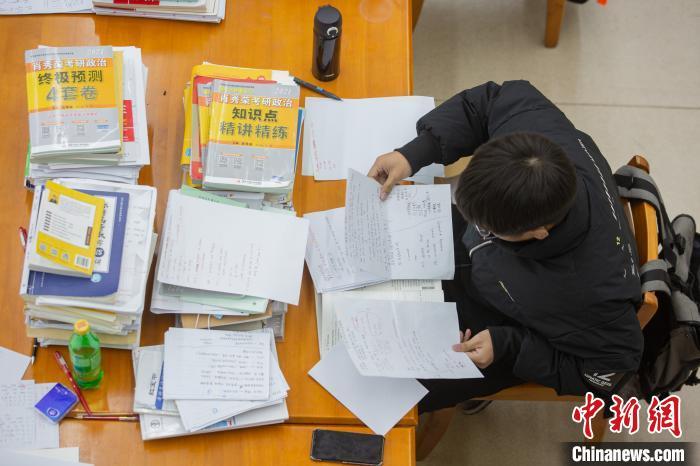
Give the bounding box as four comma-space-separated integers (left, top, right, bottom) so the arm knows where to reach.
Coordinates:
412, 1, 700, 464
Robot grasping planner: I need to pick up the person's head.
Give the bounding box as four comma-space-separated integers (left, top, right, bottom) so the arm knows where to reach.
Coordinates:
455, 132, 577, 242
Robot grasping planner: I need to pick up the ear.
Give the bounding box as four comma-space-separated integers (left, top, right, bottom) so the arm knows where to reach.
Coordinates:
532, 227, 549, 240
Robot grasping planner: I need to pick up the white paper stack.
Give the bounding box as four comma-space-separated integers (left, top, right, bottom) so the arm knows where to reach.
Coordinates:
133, 328, 288, 440
26, 47, 150, 187
19, 179, 157, 350
150, 189, 308, 341
301, 96, 444, 184
93, 0, 226, 23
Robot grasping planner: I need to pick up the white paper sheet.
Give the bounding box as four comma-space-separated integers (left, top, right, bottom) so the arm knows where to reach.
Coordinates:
157, 190, 309, 305
345, 169, 455, 280
0, 382, 59, 450
13, 447, 80, 462
309, 343, 427, 435
163, 328, 271, 401
0, 450, 92, 466
0, 347, 30, 384
336, 299, 482, 379
318, 280, 444, 358
304, 207, 385, 293
301, 97, 442, 181
176, 355, 286, 432
0, 0, 91, 15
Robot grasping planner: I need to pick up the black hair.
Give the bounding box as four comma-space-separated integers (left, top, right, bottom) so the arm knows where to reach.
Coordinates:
455, 132, 577, 236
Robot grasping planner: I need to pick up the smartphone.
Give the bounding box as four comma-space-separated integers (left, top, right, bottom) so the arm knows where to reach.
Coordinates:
310, 429, 385, 466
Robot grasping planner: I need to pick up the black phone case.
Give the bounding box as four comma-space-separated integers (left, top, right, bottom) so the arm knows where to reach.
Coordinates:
310, 429, 385, 466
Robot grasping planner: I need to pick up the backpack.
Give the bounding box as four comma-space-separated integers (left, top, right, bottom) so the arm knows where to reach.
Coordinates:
614, 165, 700, 400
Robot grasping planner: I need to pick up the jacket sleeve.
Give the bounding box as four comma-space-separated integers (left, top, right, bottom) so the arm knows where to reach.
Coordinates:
396, 81, 502, 174
488, 325, 588, 396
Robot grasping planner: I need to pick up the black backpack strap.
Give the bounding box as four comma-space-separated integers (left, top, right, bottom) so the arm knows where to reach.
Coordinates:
614, 166, 679, 268
639, 259, 671, 296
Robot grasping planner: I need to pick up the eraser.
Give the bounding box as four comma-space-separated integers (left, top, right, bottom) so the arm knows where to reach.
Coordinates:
34, 383, 79, 423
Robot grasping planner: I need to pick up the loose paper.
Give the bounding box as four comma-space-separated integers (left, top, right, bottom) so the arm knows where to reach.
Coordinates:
304, 207, 385, 293
0, 382, 59, 450
0, 0, 92, 15
163, 328, 271, 400
309, 343, 427, 435
157, 190, 309, 305
301, 96, 443, 182
336, 299, 482, 379
318, 280, 444, 358
345, 169, 455, 280
0, 347, 31, 384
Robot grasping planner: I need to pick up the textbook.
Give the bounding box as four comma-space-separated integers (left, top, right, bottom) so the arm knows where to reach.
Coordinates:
20, 179, 158, 350
25, 46, 150, 186
204, 78, 301, 192
31, 181, 105, 277
27, 190, 129, 298
25, 46, 122, 158
93, 0, 226, 23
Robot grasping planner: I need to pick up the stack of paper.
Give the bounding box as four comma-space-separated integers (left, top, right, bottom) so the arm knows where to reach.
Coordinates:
302, 97, 444, 184
133, 328, 289, 440
24, 46, 150, 186
0, 0, 92, 15
309, 300, 482, 436
150, 188, 304, 339
180, 63, 303, 195
0, 381, 59, 450
93, 0, 226, 23
19, 179, 157, 350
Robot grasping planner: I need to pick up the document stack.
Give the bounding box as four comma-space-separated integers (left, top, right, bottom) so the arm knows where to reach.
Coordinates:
180, 63, 303, 195
151, 188, 309, 338
24, 46, 150, 187
93, 0, 226, 23
305, 169, 457, 353
19, 179, 157, 350
133, 328, 289, 440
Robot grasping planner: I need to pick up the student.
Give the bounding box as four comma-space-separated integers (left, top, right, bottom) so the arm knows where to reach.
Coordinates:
368, 81, 643, 413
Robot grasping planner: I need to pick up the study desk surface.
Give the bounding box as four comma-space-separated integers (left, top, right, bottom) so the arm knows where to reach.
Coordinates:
0, 0, 418, 459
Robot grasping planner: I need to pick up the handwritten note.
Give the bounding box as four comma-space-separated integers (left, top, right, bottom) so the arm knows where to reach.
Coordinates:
176, 329, 289, 432
0, 0, 92, 15
0, 382, 59, 450
304, 207, 385, 293
345, 169, 455, 280
336, 299, 483, 379
157, 190, 309, 305
163, 328, 271, 401
318, 280, 444, 357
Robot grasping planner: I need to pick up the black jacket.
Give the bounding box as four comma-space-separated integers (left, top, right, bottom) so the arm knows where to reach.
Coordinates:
398, 81, 644, 395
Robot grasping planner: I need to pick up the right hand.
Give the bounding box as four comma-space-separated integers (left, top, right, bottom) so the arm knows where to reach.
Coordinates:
367, 151, 412, 200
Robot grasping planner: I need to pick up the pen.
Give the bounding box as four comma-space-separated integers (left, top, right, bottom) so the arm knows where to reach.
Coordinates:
54, 351, 93, 415
67, 413, 139, 422
30, 338, 39, 365
293, 76, 342, 101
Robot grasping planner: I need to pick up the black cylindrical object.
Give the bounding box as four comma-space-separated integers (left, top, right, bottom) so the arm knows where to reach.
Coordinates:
312, 5, 342, 82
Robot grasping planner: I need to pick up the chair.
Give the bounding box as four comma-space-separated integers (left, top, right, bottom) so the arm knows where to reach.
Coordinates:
416, 155, 660, 460
411, 0, 567, 48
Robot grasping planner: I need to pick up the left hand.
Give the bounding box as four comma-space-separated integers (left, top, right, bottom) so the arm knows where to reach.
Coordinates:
452, 329, 494, 369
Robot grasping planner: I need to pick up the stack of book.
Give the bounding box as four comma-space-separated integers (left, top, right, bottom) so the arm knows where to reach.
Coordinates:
180, 63, 303, 196
150, 186, 303, 339
92, 0, 226, 23
132, 327, 288, 440
24, 46, 150, 187
19, 179, 157, 350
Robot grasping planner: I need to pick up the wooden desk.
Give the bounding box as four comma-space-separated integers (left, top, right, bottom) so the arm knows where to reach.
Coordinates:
0, 0, 417, 463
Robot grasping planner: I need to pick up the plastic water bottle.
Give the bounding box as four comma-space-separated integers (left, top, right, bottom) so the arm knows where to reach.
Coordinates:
69, 319, 103, 389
